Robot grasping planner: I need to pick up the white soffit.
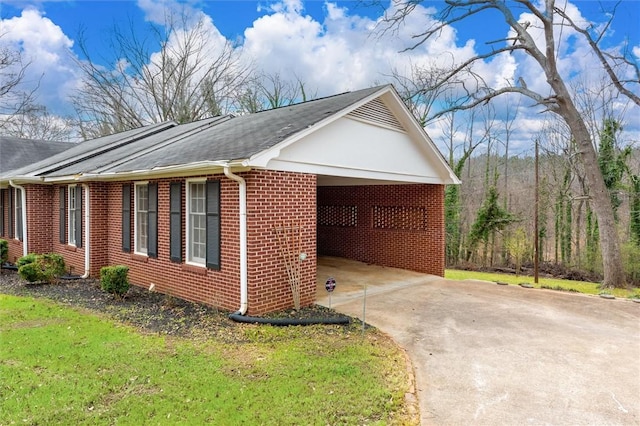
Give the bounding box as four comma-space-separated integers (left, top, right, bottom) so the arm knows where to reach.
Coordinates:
263, 114, 455, 185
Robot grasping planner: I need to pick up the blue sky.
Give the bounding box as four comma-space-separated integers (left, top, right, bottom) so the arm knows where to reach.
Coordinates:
1, 0, 639, 153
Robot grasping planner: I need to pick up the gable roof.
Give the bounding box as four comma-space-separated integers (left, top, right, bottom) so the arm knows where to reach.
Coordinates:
0, 136, 74, 176
57, 86, 388, 176
2, 85, 460, 185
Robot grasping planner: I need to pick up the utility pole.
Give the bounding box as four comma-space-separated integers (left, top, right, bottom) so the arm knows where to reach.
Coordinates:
534, 138, 539, 284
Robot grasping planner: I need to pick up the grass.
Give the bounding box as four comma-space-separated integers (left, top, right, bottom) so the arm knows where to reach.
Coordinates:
0, 295, 416, 425
445, 269, 640, 299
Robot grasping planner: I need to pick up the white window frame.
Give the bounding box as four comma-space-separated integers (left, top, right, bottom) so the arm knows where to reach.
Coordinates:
186, 179, 207, 266
15, 188, 23, 240
68, 185, 77, 246
134, 182, 149, 256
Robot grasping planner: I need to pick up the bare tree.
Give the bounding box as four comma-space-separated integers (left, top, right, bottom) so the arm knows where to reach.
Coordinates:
3, 104, 76, 141
0, 35, 38, 130
72, 11, 253, 138
384, 0, 638, 288
388, 61, 454, 126
237, 73, 316, 114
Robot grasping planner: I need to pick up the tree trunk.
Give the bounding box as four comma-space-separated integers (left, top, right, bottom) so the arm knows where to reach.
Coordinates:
558, 104, 626, 287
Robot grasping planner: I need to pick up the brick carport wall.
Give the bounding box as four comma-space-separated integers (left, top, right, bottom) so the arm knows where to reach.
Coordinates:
317, 184, 445, 276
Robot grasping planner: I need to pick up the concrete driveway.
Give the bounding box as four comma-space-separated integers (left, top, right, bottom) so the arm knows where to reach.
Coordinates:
317, 257, 640, 425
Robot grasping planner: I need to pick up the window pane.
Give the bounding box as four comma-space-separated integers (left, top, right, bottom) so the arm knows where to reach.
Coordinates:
68, 187, 76, 245
135, 184, 148, 254
189, 182, 206, 263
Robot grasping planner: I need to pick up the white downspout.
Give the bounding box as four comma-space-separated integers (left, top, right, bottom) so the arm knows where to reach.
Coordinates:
223, 166, 248, 315
8, 181, 28, 257
81, 184, 90, 278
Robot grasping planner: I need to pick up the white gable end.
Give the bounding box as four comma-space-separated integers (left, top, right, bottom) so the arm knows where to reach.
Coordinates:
247, 91, 460, 186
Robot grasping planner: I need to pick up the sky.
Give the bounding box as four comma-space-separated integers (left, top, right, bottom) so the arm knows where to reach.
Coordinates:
0, 0, 639, 156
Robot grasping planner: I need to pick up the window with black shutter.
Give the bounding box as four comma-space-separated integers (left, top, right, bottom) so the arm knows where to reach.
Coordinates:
206, 180, 221, 270
15, 188, 23, 242
148, 183, 158, 258
59, 188, 66, 243
0, 189, 5, 237
8, 188, 13, 239
68, 186, 77, 246
169, 182, 182, 262
74, 186, 82, 248
122, 184, 131, 252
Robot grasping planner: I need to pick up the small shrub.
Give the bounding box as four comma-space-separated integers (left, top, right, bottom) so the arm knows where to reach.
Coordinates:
16, 253, 37, 268
18, 262, 41, 282
0, 239, 8, 264
17, 253, 66, 284
100, 266, 130, 298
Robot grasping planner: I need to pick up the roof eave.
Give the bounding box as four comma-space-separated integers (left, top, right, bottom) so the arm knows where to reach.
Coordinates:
72, 160, 250, 182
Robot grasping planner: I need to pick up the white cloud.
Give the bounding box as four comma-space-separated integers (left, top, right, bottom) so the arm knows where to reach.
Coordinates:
2, 0, 637, 150
0, 8, 80, 114
242, 1, 478, 96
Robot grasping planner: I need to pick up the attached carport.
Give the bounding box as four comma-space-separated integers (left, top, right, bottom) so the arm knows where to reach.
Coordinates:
254, 87, 460, 277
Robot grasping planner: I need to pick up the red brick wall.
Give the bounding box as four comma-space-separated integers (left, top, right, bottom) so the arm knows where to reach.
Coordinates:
95, 171, 317, 316
51, 185, 87, 276
103, 178, 241, 312
245, 170, 317, 314
317, 184, 445, 276
26, 185, 54, 255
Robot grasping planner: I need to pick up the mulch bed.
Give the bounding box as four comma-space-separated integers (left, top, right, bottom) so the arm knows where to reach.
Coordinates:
0, 269, 351, 341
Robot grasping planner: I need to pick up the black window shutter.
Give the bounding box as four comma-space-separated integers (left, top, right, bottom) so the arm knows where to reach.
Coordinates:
75, 186, 82, 248
15, 189, 23, 242
206, 180, 221, 270
169, 182, 182, 262
0, 190, 4, 237
122, 184, 131, 252
7, 188, 13, 239
59, 188, 66, 243
148, 183, 158, 258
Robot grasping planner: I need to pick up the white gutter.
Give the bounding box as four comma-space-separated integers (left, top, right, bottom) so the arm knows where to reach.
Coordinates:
8, 181, 28, 257
224, 166, 248, 315
81, 184, 90, 278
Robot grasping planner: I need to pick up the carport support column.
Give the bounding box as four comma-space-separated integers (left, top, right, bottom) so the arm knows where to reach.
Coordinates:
224, 166, 248, 315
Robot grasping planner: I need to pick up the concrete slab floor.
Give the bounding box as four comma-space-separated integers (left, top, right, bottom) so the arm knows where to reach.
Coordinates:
317, 256, 640, 426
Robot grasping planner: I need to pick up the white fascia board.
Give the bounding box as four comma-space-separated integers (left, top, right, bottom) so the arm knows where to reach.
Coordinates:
68, 160, 248, 182
247, 86, 392, 168
0, 175, 44, 185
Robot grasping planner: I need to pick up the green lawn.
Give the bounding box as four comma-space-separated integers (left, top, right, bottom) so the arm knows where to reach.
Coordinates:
0, 295, 416, 425
445, 269, 640, 299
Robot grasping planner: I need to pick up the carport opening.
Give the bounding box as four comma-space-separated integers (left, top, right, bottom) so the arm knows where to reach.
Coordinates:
315, 176, 445, 278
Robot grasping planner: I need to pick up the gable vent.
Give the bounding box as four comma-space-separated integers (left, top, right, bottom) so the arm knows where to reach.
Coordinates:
347, 98, 405, 132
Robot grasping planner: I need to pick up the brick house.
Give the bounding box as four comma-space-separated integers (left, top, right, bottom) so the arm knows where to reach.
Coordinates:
0, 85, 459, 315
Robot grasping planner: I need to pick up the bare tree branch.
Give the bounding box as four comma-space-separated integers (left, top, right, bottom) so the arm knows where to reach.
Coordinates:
71, 11, 253, 137
553, 5, 640, 106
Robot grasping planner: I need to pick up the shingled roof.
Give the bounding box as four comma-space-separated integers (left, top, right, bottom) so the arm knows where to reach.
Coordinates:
0, 136, 74, 175
1, 85, 459, 185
